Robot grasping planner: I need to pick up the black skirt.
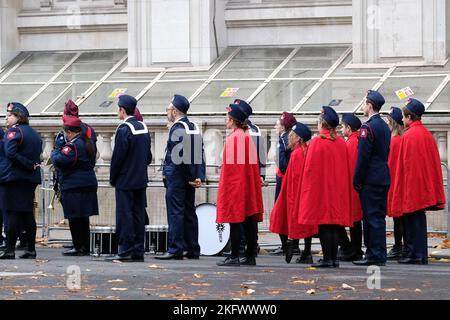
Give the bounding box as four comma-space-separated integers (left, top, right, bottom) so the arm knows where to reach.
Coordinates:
5, 181, 37, 212
60, 188, 99, 219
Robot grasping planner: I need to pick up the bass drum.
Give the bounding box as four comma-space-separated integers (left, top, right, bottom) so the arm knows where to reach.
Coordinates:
196, 203, 230, 256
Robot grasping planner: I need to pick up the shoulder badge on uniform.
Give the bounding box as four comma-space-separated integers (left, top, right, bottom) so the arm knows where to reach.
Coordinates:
7, 131, 16, 139
62, 146, 72, 155
359, 128, 368, 138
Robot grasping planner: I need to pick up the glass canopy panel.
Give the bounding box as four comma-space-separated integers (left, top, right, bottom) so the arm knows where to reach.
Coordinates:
276, 46, 348, 78
331, 54, 388, 77
393, 61, 450, 76
79, 82, 147, 114
161, 47, 237, 81
43, 83, 94, 114
0, 53, 30, 80
191, 80, 263, 112
56, 51, 126, 82
300, 78, 380, 112
378, 76, 445, 110
428, 82, 450, 111
3, 52, 75, 83
107, 59, 158, 82
215, 48, 293, 79
251, 80, 317, 112
26, 84, 69, 114
139, 81, 203, 113
0, 84, 42, 114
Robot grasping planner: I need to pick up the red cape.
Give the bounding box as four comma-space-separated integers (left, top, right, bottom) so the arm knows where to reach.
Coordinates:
270, 144, 318, 239
346, 131, 363, 223
392, 121, 445, 215
387, 135, 403, 217
297, 130, 352, 227
216, 128, 264, 223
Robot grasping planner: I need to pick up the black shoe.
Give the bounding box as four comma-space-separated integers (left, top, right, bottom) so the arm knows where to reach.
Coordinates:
105, 254, 136, 262
185, 253, 200, 260
19, 250, 36, 259
240, 256, 256, 266
387, 245, 403, 260
62, 248, 89, 256
311, 259, 337, 268
269, 247, 285, 256
285, 240, 296, 264
352, 259, 385, 266
296, 253, 313, 264
154, 252, 183, 260
222, 250, 245, 258
0, 251, 15, 259
132, 255, 145, 262
398, 258, 428, 265
217, 257, 240, 266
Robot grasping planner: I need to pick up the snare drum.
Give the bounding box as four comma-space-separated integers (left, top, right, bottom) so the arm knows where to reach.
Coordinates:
196, 203, 230, 256
145, 225, 168, 254
90, 226, 117, 256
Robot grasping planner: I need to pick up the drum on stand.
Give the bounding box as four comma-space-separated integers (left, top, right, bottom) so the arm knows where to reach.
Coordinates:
145, 225, 168, 254
196, 203, 230, 256
90, 226, 117, 256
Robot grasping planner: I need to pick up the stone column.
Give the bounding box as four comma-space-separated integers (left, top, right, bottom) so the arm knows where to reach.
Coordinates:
266, 129, 278, 177
437, 131, 448, 163
41, 133, 55, 163
352, 0, 448, 64
100, 133, 113, 164
0, 0, 20, 68
127, 0, 226, 69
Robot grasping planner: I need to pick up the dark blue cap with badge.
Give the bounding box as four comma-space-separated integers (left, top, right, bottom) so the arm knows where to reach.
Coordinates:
292, 122, 312, 142
118, 95, 137, 114
171, 94, 190, 114
7, 102, 29, 117
366, 90, 385, 109
389, 107, 404, 125
342, 113, 362, 130
227, 103, 248, 123
234, 99, 252, 117
405, 98, 425, 117
321, 106, 339, 128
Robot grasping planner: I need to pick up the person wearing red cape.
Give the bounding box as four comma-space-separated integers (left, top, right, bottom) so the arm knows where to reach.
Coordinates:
270, 112, 298, 256
297, 106, 352, 268
216, 103, 264, 267
337, 113, 364, 261
270, 121, 317, 264
386, 107, 406, 260
392, 98, 445, 265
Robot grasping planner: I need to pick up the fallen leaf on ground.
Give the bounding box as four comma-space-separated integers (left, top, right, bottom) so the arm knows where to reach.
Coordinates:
190, 283, 211, 287
26, 289, 40, 294
262, 269, 274, 273
112, 260, 123, 264
231, 298, 241, 300
268, 290, 281, 295
307, 267, 316, 270
240, 284, 249, 289
148, 264, 163, 269
47, 244, 63, 248
332, 295, 343, 300
327, 287, 335, 292
306, 289, 315, 294
246, 289, 255, 295
382, 288, 398, 292
342, 283, 355, 291
111, 288, 128, 291
193, 273, 203, 279
107, 279, 124, 283
435, 239, 450, 249
35, 260, 49, 264
291, 280, 315, 285
414, 289, 422, 293
214, 272, 227, 275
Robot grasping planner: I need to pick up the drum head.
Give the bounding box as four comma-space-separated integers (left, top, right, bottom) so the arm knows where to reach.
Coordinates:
196, 203, 230, 256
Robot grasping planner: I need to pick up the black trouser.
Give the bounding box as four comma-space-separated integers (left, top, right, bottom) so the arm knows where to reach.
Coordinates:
319, 225, 340, 262
393, 217, 404, 248
68, 217, 90, 252
6, 211, 36, 253
239, 221, 259, 254
279, 234, 288, 250
403, 210, 427, 260
338, 221, 363, 256
289, 236, 312, 255
231, 218, 257, 259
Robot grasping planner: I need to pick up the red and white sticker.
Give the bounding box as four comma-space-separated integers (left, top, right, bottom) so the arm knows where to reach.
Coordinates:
62, 146, 72, 155
360, 128, 368, 138
7, 131, 16, 139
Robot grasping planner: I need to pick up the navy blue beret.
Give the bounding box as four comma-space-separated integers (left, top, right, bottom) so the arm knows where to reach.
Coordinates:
234, 99, 252, 117
405, 98, 425, 117
389, 107, 404, 125
172, 94, 190, 114
342, 113, 362, 130
292, 122, 312, 142
7, 102, 29, 117
118, 95, 137, 114
321, 106, 339, 128
227, 103, 248, 123
366, 90, 385, 109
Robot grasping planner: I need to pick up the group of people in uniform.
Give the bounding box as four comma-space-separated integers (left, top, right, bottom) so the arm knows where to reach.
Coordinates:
0, 89, 445, 268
